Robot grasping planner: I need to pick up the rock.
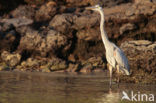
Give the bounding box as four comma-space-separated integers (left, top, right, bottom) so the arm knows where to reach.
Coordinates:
0, 22, 14, 31
24, 0, 45, 5
24, 58, 39, 67
80, 63, 92, 73
92, 68, 105, 73
65, 0, 131, 7
76, 28, 99, 41
0, 62, 10, 71
0, 30, 19, 52
134, 0, 152, 4
17, 27, 69, 57
73, 14, 99, 30
79, 56, 106, 73
35, 1, 57, 21
120, 40, 156, 75
152, 0, 156, 3
120, 40, 156, 83
120, 23, 136, 34
49, 14, 75, 34
18, 57, 50, 72
0, 18, 33, 28
10, 5, 35, 19
18, 28, 42, 52
40, 65, 51, 73
40, 29, 68, 57
125, 7, 135, 16
66, 63, 81, 72
1, 51, 21, 67
49, 58, 67, 71
46, 30, 67, 49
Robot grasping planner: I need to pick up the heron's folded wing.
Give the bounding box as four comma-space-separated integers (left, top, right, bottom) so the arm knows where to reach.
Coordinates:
113, 47, 129, 71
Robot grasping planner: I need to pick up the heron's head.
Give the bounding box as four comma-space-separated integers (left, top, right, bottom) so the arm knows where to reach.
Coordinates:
85, 4, 103, 12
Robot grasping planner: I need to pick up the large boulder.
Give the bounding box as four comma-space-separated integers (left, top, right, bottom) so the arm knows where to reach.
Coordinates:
49, 14, 75, 34
17, 26, 69, 57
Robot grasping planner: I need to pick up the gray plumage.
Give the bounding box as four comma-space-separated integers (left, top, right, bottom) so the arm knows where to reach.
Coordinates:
86, 4, 130, 88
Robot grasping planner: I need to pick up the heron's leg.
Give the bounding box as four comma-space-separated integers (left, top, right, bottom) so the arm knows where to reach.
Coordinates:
117, 65, 120, 87
108, 65, 113, 88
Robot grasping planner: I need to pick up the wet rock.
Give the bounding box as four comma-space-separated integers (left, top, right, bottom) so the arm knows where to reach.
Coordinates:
40, 65, 51, 73
0, 62, 10, 71
17, 58, 40, 71
1, 51, 21, 67
0, 18, 33, 28
10, 5, 36, 19
80, 63, 92, 73
120, 23, 136, 34
80, 57, 106, 73
35, 1, 57, 21
49, 58, 67, 71
92, 68, 105, 73
66, 63, 81, 72
17, 57, 50, 72
16, 57, 67, 72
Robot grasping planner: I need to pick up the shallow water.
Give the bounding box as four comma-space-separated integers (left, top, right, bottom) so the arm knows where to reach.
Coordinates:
0, 71, 155, 103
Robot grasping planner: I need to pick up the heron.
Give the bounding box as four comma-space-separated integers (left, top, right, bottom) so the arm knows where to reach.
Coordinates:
86, 5, 130, 88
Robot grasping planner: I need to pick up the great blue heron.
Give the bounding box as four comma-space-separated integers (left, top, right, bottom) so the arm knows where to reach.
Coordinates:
86, 5, 130, 88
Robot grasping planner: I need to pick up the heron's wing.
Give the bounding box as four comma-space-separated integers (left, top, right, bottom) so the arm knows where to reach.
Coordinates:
113, 46, 129, 72
106, 50, 116, 68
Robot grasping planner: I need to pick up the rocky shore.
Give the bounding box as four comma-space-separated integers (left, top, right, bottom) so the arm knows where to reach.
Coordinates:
0, 0, 156, 83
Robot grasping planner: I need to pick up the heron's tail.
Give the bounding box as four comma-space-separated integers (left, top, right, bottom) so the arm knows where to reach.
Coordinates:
120, 67, 130, 75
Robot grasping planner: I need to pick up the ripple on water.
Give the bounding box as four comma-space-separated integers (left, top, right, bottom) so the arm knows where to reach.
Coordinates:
0, 71, 155, 103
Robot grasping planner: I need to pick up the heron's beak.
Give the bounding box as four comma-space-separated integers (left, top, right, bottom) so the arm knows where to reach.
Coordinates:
85, 6, 96, 10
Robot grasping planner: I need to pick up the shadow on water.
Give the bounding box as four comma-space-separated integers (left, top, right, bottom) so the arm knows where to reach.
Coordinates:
0, 71, 155, 103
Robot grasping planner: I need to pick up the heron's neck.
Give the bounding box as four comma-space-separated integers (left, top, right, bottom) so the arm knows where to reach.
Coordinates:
99, 10, 110, 47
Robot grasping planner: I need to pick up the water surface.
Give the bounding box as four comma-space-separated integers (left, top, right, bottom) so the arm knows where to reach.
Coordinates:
0, 71, 155, 103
